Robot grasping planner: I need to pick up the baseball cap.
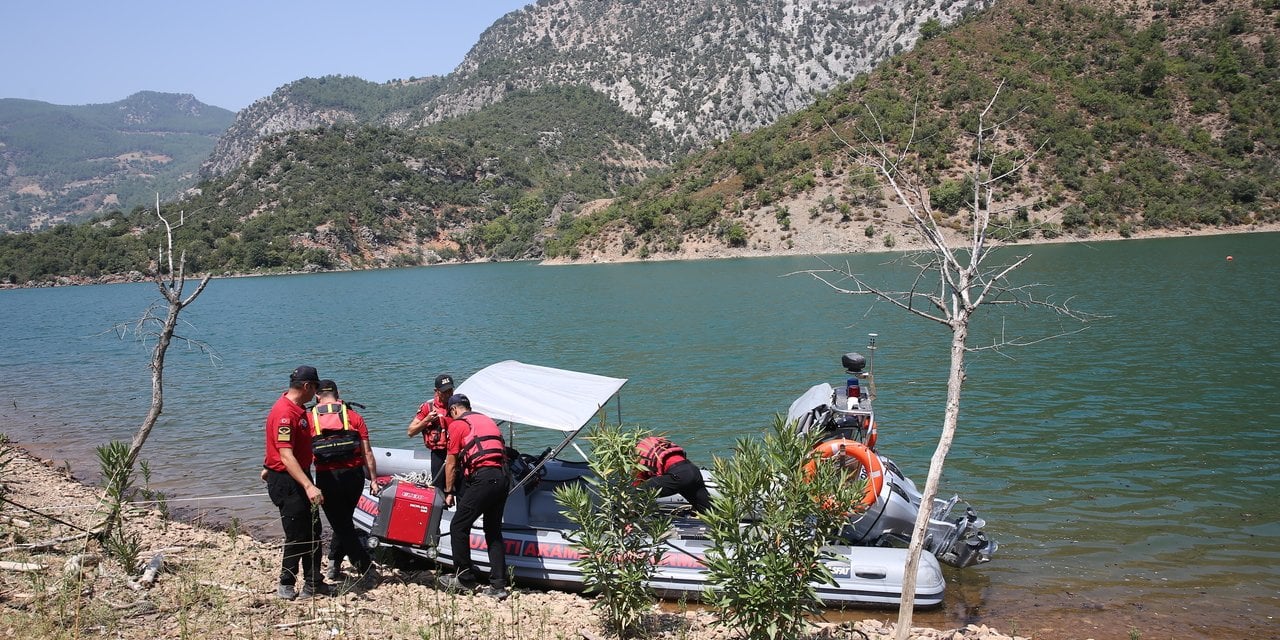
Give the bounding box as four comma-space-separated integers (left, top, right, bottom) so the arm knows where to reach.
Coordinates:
290, 365, 320, 384
435, 374, 455, 390
446, 393, 469, 408
317, 379, 338, 394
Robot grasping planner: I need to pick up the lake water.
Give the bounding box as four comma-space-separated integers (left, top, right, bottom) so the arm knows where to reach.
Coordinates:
2, 233, 1277, 639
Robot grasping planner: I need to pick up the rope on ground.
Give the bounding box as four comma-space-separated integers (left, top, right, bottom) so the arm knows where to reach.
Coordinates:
273, 618, 331, 630
6, 492, 271, 513
0, 495, 94, 533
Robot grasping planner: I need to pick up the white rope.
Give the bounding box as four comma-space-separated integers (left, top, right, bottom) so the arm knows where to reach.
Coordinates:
25, 492, 271, 512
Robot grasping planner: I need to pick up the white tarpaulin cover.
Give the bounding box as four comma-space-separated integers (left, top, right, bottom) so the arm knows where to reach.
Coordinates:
454, 360, 628, 432
786, 382, 834, 425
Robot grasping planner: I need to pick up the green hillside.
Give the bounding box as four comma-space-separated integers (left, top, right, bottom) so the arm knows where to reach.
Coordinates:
0, 85, 667, 282
1, 0, 1276, 284
0, 92, 235, 231
547, 0, 1279, 257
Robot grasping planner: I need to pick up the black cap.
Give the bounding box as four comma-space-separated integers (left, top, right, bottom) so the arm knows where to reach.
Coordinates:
290, 365, 320, 385
435, 374, 455, 390
446, 393, 469, 409
317, 379, 338, 394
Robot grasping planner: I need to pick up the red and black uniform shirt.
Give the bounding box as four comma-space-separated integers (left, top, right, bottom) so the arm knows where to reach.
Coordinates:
263, 393, 312, 472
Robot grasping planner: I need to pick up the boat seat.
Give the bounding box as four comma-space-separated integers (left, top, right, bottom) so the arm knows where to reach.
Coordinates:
541, 460, 591, 483
525, 479, 587, 528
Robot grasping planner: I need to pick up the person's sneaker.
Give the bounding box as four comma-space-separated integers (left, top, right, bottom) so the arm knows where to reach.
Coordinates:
436, 573, 475, 594
324, 564, 345, 583
276, 583, 298, 600
479, 586, 509, 601
298, 581, 332, 599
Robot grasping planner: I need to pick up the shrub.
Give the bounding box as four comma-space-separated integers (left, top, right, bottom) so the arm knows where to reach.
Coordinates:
723, 222, 749, 247
929, 178, 971, 215
702, 417, 867, 640
556, 424, 672, 637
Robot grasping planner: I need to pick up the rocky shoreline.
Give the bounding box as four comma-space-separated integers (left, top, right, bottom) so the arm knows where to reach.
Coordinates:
3, 221, 1275, 290
0, 442, 1038, 640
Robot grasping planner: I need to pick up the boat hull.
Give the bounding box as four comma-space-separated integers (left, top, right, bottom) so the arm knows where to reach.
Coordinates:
354, 447, 945, 607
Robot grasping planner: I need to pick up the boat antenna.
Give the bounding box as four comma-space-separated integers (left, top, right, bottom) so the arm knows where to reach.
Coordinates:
867, 333, 878, 401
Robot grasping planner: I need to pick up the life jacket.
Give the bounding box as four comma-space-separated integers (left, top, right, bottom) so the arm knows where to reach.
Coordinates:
310, 402, 362, 463
421, 398, 449, 450
457, 413, 506, 475
637, 436, 687, 475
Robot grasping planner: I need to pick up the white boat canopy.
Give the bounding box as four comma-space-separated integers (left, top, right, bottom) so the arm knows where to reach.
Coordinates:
455, 360, 628, 433
787, 382, 834, 426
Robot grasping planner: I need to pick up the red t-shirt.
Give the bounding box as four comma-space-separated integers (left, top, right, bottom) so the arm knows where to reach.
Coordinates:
313, 404, 370, 472
263, 393, 312, 472
413, 395, 456, 451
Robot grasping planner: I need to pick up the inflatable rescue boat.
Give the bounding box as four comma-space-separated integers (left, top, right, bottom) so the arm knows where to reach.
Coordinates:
352, 355, 994, 606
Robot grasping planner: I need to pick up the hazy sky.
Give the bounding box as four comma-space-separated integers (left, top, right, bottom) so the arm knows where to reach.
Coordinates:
1, 1, 533, 111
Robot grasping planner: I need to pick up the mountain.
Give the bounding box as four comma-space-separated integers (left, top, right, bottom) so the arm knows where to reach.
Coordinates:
203, 0, 992, 177
2, 0, 1276, 286
0, 85, 669, 284
0, 92, 235, 231
546, 0, 1280, 260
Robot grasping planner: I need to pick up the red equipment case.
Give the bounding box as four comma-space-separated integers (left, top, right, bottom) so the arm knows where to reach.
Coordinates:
370, 479, 444, 548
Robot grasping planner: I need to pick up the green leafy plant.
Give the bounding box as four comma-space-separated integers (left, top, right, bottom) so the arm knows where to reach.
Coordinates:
96, 440, 143, 571
556, 423, 672, 637
702, 416, 867, 640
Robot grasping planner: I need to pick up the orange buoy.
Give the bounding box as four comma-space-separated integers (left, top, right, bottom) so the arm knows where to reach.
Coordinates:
802, 438, 885, 509
1227, 256, 1234, 261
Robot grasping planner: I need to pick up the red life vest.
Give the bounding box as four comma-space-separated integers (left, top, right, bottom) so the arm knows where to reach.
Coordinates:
637, 436, 687, 475
458, 413, 506, 475
421, 398, 449, 450
310, 402, 362, 463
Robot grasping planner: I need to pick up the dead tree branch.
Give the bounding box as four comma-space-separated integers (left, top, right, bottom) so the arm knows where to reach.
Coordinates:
812, 79, 1096, 640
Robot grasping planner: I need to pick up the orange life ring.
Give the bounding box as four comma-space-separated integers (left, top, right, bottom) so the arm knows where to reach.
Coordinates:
801, 438, 885, 509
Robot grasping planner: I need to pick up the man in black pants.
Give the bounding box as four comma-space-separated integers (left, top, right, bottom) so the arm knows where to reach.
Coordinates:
262, 365, 328, 600
438, 393, 510, 600
311, 380, 381, 589
637, 435, 712, 514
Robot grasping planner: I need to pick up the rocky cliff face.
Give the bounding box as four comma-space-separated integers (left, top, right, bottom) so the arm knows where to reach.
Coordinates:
200, 89, 363, 177
205, 0, 990, 176
433, 0, 991, 145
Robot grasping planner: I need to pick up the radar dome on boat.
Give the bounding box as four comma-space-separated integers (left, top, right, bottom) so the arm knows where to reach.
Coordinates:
842, 353, 867, 373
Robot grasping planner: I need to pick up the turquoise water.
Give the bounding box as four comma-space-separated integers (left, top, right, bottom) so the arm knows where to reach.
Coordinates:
2, 233, 1277, 638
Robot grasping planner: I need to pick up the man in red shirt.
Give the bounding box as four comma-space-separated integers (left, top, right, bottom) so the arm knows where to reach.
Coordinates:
311, 380, 380, 589
406, 373, 456, 491
438, 393, 510, 600
263, 365, 327, 600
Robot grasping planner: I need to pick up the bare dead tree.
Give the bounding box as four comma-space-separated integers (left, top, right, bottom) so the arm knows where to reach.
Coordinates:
800, 80, 1093, 639
122, 195, 213, 470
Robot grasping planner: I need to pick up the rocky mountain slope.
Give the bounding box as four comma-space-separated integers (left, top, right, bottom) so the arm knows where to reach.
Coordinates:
0, 92, 234, 231
204, 0, 991, 177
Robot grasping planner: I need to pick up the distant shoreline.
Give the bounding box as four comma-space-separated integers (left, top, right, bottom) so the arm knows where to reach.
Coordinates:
3, 222, 1276, 290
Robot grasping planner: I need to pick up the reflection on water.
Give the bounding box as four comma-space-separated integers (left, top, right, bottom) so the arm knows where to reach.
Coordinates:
3, 233, 1278, 639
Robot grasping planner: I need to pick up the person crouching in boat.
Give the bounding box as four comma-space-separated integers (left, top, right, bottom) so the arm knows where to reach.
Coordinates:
636, 436, 711, 515
438, 393, 511, 600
